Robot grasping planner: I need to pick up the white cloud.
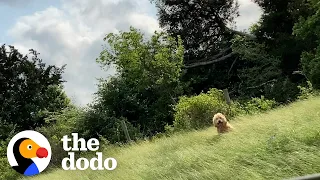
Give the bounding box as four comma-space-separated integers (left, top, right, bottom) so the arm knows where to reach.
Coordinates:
8, 0, 159, 106
235, 0, 262, 31
129, 13, 160, 34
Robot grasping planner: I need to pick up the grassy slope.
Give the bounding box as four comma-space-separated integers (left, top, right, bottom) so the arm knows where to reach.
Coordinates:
24, 97, 320, 180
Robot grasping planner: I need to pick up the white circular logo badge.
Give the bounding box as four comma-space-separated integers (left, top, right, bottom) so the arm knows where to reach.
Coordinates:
7, 130, 52, 176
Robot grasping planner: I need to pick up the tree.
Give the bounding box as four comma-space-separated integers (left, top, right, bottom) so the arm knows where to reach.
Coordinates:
152, 0, 313, 102
293, 0, 320, 88
230, 34, 301, 102
152, 0, 255, 95
0, 45, 70, 139
224, 0, 317, 101
231, 35, 280, 97
153, 0, 239, 61
95, 27, 184, 135
252, 0, 315, 77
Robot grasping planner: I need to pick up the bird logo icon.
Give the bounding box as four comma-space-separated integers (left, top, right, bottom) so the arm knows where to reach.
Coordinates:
7, 130, 51, 176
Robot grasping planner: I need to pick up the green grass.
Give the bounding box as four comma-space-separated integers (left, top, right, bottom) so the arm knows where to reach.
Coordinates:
24, 97, 320, 180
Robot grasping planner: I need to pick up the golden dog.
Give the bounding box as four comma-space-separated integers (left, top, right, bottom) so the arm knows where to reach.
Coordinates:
213, 113, 233, 134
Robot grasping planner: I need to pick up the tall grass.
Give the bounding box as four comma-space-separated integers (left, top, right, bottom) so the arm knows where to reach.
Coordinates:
22, 97, 320, 180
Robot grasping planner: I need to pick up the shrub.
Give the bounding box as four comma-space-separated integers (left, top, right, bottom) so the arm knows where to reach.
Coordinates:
298, 81, 315, 100
36, 106, 84, 166
264, 77, 301, 103
168, 88, 279, 133
238, 96, 277, 114
171, 88, 237, 131
0, 140, 21, 180
0, 157, 21, 180
81, 109, 143, 144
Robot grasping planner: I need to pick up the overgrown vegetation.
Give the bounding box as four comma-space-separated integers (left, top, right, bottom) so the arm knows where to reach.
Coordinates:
171, 88, 234, 131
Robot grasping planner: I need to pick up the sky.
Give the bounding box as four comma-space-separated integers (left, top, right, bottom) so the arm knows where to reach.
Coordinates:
0, 0, 262, 106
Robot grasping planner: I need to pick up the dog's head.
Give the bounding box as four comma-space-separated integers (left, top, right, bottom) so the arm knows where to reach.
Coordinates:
213, 113, 227, 127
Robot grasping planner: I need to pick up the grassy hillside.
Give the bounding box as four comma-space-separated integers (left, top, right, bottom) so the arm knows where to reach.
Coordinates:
24, 97, 320, 180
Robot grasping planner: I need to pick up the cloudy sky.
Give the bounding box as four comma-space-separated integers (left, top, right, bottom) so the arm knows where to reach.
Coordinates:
0, 0, 262, 106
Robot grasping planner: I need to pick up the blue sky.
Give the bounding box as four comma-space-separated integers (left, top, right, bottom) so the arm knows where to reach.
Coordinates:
1, 0, 261, 106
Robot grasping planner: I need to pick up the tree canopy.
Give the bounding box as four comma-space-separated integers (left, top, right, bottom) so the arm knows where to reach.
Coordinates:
151, 0, 319, 102
0, 45, 70, 139
293, 0, 320, 88
153, 0, 239, 62
94, 27, 184, 135
152, 0, 260, 96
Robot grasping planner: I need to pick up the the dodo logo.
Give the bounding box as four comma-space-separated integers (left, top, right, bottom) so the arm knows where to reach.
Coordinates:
7, 130, 51, 176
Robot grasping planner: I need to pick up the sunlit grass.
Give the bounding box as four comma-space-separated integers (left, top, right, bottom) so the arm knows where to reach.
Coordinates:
23, 97, 320, 180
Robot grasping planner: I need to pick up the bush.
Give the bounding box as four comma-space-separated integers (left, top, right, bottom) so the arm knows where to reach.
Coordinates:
264, 77, 301, 103
298, 81, 315, 100
36, 106, 84, 166
80, 109, 143, 144
168, 88, 279, 133
301, 50, 320, 89
171, 88, 237, 131
0, 157, 20, 180
0, 140, 21, 180
237, 96, 278, 114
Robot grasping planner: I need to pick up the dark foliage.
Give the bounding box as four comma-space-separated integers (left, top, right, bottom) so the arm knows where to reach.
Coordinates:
154, 0, 238, 61
0, 45, 69, 139
252, 0, 316, 77
153, 0, 240, 94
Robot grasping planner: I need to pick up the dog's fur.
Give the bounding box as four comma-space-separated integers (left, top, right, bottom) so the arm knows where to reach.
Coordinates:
213, 113, 233, 134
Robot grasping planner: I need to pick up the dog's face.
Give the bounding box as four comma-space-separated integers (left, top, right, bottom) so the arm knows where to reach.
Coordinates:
213, 113, 227, 127
216, 118, 225, 126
